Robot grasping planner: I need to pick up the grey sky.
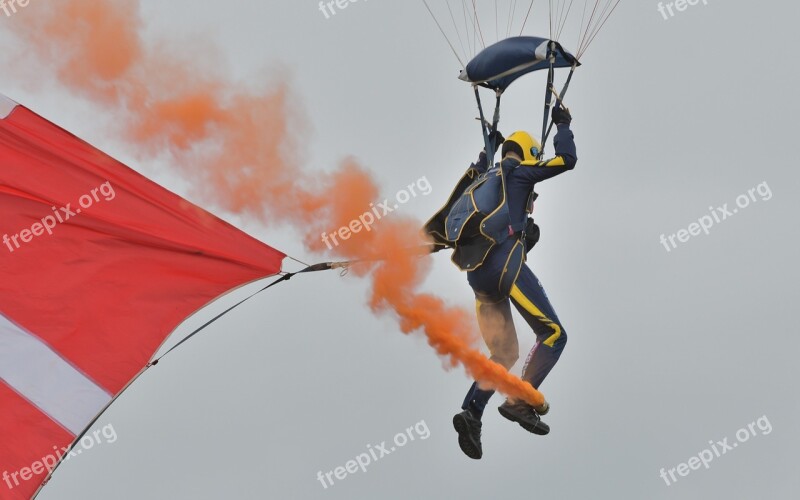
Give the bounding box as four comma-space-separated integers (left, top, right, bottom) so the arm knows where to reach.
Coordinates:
1, 0, 798, 498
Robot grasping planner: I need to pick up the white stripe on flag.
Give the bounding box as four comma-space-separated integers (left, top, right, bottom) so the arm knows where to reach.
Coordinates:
0, 314, 112, 435
0, 94, 17, 119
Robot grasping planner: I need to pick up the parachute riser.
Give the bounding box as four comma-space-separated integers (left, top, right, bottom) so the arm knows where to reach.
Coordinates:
473, 86, 503, 168
541, 63, 577, 149
538, 42, 557, 160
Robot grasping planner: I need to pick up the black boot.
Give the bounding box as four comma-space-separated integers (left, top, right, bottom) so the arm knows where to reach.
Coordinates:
498, 400, 550, 435
453, 408, 483, 459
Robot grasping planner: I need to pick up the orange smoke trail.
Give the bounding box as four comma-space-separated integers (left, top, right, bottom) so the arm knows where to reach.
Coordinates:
6, 1, 545, 406
357, 219, 546, 405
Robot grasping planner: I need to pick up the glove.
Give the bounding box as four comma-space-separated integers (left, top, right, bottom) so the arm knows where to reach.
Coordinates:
489, 130, 505, 153
552, 105, 572, 126
524, 218, 540, 254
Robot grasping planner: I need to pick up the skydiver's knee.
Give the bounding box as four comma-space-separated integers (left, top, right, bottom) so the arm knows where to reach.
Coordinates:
487, 337, 519, 370
506, 349, 519, 367
552, 327, 567, 349
540, 325, 567, 349
556, 328, 567, 348
492, 350, 519, 370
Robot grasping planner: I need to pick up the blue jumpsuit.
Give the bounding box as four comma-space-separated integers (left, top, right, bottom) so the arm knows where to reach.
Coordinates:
461, 123, 577, 415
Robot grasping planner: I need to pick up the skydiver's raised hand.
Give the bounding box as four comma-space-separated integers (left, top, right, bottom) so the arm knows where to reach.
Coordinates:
482, 129, 505, 154
552, 105, 572, 126
489, 130, 505, 151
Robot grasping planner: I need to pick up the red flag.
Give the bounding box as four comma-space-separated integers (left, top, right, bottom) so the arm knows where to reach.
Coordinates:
0, 95, 285, 499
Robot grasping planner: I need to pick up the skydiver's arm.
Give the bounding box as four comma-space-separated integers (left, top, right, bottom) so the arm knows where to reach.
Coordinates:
517, 124, 578, 184
470, 150, 491, 176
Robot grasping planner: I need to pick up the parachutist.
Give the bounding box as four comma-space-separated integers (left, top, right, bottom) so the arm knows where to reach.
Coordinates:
426, 106, 577, 459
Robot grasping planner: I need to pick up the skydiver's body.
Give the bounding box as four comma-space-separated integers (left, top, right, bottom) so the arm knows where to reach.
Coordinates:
425, 106, 577, 459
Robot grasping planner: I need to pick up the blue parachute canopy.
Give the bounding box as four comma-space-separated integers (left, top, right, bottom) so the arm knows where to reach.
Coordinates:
459, 36, 580, 92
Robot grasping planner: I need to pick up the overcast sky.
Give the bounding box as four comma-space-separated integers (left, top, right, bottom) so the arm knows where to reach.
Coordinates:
2, 1, 798, 499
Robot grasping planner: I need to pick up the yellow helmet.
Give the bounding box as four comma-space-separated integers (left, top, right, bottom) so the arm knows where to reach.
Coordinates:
504, 131, 542, 163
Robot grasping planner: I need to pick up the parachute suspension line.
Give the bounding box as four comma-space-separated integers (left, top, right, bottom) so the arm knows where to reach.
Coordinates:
34, 242, 421, 496
468, 0, 477, 56
148, 259, 350, 367
461, 0, 473, 58
149, 273, 292, 366
422, 0, 466, 69
538, 43, 556, 159
506, 0, 518, 39
446, 0, 469, 64
576, 0, 591, 55
573, 0, 619, 58
581, 0, 603, 50
457, 0, 480, 58
519, 0, 536, 36
556, 0, 576, 41
495, 0, 499, 43
431, 0, 619, 62
471, 0, 486, 51
577, 0, 621, 58
34, 257, 352, 492
287, 255, 311, 268
505, 0, 513, 39
550, 0, 570, 42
